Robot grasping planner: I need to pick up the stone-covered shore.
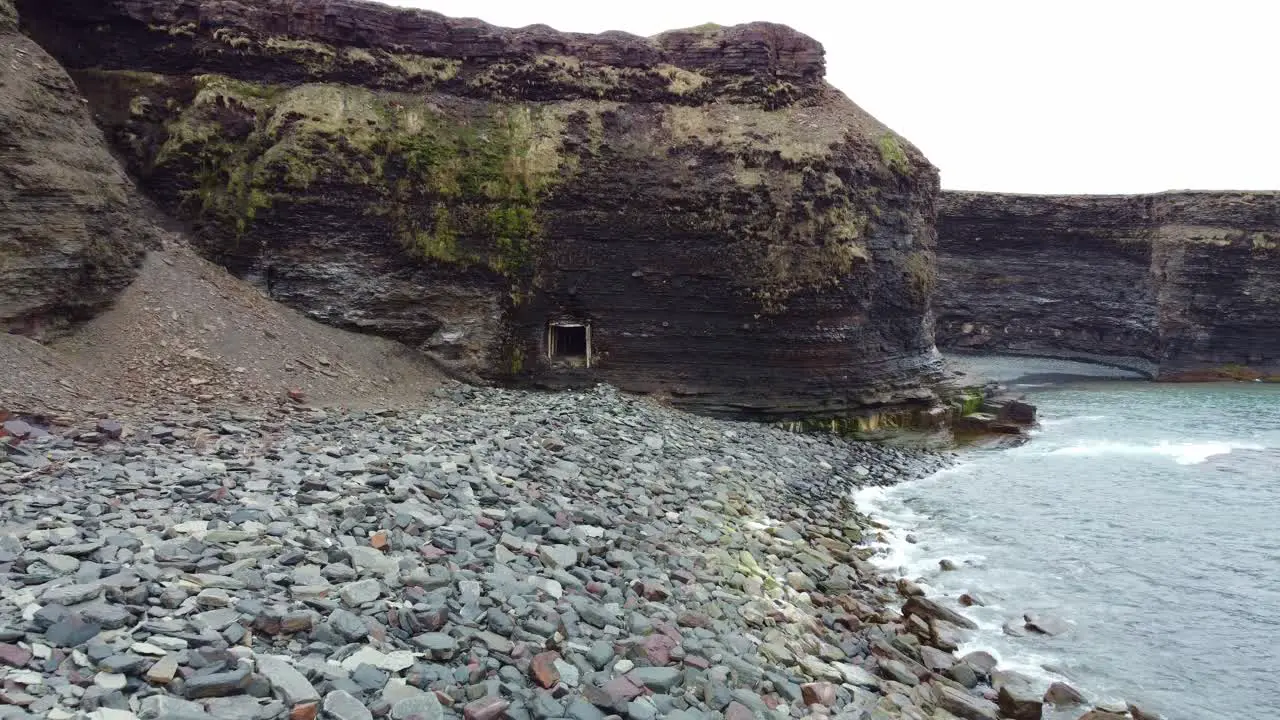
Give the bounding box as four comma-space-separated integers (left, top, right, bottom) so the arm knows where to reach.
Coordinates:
2, 385, 1123, 720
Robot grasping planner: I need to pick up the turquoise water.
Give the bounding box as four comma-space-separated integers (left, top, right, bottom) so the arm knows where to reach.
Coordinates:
857, 358, 1280, 720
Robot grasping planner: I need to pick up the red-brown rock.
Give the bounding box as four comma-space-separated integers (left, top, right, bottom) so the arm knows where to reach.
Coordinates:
0, 644, 32, 667
419, 545, 447, 561
632, 581, 670, 601
600, 675, 645, 705
463, 697, 509, 720
800, 682, 837, 707
641, 634, 677, 666
529, 652, 560, 689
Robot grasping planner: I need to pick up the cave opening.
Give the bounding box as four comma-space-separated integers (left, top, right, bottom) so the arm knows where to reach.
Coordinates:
547, 321, 591, 367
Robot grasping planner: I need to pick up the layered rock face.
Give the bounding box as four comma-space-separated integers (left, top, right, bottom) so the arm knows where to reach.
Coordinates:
0, 0, 152, 336
18, 0, 945, 418
937, 191, 1280, 378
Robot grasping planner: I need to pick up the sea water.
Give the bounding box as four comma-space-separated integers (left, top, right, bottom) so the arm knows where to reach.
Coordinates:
856, 357, 1280, 720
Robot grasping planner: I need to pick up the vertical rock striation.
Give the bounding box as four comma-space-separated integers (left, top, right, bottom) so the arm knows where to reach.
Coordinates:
937, 191, 1280, 379
0, 0, 152, 336
17, 0, 946, 419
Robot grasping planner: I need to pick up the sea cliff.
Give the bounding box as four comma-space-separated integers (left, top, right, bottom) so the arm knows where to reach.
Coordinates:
0, 0, 153, 337
937, 190, 1280, 380
16, 0, 947, 419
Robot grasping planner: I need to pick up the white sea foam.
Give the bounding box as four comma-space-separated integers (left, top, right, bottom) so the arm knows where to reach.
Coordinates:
1049, 439, 1265, 465
854, 471, 1071, 694
1037, 414, 1108, 427
851, 485, 922, 571
852, 389, 1280, 719
852, 477, 986, 577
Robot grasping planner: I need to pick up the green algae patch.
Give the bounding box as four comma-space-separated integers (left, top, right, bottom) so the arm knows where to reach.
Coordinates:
954, 389, 984, 416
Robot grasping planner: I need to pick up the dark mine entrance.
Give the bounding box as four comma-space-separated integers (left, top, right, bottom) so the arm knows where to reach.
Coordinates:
546, 321, 591, 367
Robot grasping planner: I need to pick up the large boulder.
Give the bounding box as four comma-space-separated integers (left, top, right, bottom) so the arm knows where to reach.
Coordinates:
0, 0, 153, 336
932, 681, 999, 720
997, 682, 1044, 720
19, 0, 947, 420
903, 596, 978, 630
1044, 681, 1086, 707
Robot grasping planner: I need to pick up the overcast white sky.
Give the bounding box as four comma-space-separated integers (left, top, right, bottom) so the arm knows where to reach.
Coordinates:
392, 0, 1278, 194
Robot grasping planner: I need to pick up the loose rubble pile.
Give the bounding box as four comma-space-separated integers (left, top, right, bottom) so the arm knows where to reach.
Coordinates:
1, 385, 1125, 720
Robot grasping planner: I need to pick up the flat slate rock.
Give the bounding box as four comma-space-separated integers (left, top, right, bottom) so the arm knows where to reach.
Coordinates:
256, 654, 319, 706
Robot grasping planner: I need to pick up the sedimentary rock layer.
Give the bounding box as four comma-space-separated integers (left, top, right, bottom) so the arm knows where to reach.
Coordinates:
0, 0, 152, 336
17, 0, 945, 419
937, 191, 1280, 379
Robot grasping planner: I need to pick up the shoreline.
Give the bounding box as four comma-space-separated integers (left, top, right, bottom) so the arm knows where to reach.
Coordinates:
0, 381, 1160, 720
1, 384, 957, 720
852, 393, 1185, 720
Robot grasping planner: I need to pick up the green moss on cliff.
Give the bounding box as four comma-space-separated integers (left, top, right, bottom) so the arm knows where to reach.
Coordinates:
265, 36, 336, 60
380, 107, 553, 276
656, 65, 710, 96
212, 28, 253, 49
1251, 233, 1278, 251
0, 0, 17, 30
904, 250, 936, 299
664, 105, 843, 162
140, 73, 563, 281
749, 201, 871, 312
150, 21, 197, 37
207, 28, 460, 88
95, 66, 919, 321
659, 104, 907, 313
388, 54, 461, 84
877, 133, 912, 176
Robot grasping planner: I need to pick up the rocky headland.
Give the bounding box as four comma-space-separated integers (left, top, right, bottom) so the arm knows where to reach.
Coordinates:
936, 191, 1280, 380
14, 0, 947, 421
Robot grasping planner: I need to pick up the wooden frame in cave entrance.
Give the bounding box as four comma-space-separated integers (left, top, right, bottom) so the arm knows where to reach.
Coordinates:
546, 320, 591, 368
